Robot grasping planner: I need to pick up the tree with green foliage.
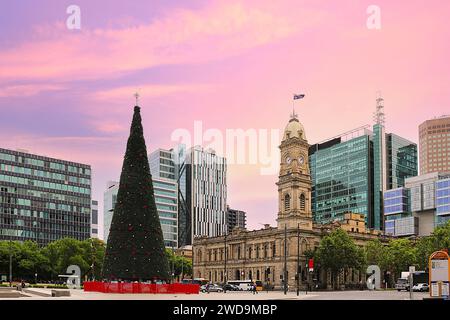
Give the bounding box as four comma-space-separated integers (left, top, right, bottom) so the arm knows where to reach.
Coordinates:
0, 238, 105, 283
314, 229, 366, 289
365, 239, 387, 269
165, 249, 192, 281
102, 106, 170, 282
383, 238, 417, 281
416, 221, 450, 270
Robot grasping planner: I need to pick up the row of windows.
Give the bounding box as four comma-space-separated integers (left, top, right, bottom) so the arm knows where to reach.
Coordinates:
0, 152, 90, 175
0, 164, 90, 185
0, 186, 90, 206
0, 174, 90, 195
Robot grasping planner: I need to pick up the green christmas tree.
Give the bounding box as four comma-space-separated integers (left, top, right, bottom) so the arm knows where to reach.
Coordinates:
102, 105, 170, 281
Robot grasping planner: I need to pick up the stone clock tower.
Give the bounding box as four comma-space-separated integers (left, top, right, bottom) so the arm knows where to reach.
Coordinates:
276, 113, 313, 230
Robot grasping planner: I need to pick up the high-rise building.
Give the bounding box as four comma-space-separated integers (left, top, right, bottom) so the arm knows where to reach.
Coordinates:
310, 123, 417, 230
174, 145, 227, 245
103, 181, 118, 242
310, 128, 374, 227
384, 172, 450, 237
226, 206, 246, 233
149, 149, 176, 180
0, 148, 91, 245
90, 200, 99, 239
103, 178, 178, 248
419, 115, 450, 175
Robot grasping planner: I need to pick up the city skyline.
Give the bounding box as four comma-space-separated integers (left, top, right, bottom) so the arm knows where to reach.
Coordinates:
1, 1, 450, 233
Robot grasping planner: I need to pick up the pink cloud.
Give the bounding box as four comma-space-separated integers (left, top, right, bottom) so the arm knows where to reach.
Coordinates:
0, 1, 321, 83
0, 84, 65, 98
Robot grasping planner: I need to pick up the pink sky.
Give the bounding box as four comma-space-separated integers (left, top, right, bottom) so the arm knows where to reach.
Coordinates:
0, 0, 449, 236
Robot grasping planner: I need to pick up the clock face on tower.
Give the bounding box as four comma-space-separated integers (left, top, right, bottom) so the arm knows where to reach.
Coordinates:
298, 155, 304, 165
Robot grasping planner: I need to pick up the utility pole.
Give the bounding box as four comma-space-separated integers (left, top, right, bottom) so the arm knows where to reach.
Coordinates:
297, 223, 300, 296
9, 239, 12, 287
171, 245, 175, 284
284, 224, 287, 295
224, 232, 228, 285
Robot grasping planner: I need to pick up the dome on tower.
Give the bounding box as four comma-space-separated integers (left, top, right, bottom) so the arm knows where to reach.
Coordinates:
283, 114, 306, 141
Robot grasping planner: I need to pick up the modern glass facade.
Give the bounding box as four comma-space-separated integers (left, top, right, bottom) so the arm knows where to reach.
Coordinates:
387, 134, 418, 189
310, 124, 417, 230
436, 178, 450, 226
0, 148, 91, 245
103, 178, 178, 247
171, 145, 227, 246
310, 135, 372, 225
384, 188, 409, 215
373, 124, 386, 230
384, 173, 450, 236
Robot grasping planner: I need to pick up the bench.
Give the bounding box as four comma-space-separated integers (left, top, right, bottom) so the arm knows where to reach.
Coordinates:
51, 289, 71, 297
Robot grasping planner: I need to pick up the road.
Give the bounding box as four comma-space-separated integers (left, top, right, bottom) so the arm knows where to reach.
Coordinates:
0, 288, 429, 300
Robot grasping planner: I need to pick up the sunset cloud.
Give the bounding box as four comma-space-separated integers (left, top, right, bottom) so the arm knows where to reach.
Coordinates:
0, 1, 307, 83
0, 83, 65, 98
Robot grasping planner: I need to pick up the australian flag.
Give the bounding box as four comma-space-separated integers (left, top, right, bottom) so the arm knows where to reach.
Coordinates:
293, 94, 305, 100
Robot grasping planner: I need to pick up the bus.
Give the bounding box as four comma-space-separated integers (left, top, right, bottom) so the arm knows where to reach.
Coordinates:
227, 280, 263, 291
181, 278, 208, 286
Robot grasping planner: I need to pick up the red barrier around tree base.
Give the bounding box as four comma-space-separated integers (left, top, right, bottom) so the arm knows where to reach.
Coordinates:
83, 282, 200, 294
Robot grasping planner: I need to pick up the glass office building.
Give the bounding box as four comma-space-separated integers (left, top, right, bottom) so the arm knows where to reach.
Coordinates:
310, 134, 373, 226
103, 178, 178, 248
383, 188, 418, 236
387, 134, 418, 189
0, 148, 91, 245
310, 124, 417, 230
166, 144, 227, 246
436, 177, 450, 226
383, 173, 450, 236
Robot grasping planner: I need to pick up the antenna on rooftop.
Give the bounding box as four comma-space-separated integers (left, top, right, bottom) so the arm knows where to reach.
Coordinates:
373, 91, 385, 127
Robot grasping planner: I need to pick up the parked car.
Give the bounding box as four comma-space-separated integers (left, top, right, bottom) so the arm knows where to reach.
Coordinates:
395, 278, 410, 291
222, 284, 240, 291
412, 283, 429, 292
201, 284, 223, 293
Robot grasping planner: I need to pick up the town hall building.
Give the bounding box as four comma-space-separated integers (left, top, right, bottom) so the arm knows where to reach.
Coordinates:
193, 113, 382, 290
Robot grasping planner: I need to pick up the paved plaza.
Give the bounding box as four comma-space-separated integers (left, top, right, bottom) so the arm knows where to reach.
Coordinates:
0, 288, 429, 300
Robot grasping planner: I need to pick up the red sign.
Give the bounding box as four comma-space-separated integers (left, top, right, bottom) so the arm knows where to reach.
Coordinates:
308, 259, 314, 271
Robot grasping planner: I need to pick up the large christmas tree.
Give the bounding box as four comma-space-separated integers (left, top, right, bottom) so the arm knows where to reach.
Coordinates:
102, 105, 170, 282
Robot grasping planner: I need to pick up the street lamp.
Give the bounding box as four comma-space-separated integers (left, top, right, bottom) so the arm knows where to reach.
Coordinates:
283, 224, 287, 295
224, 232, 228, 284
9, 239, 12, 287
296, 223, 300, 296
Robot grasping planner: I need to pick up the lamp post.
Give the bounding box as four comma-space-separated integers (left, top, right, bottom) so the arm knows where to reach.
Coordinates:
296, 223, 300, 296
171, 245, 175, 283
283, 224, 287, 295
9, 239, 12, 287
224, 232, 228, 285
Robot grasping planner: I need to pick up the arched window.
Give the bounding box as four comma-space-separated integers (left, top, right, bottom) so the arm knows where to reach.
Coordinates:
237, 245, 241, 259
284, 194, 291, 211
264, 244, 268, 258
257, 270, 260, 280
248, 246, 252, 259
300, 194, 306, 211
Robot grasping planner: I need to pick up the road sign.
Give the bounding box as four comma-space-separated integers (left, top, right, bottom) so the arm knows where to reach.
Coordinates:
429, 250, 450, 298
308, 259, 314, 272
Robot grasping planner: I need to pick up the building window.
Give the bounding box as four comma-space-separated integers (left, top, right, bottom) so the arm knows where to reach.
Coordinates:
284, 194, 291, 211
300, 194, 306, 211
